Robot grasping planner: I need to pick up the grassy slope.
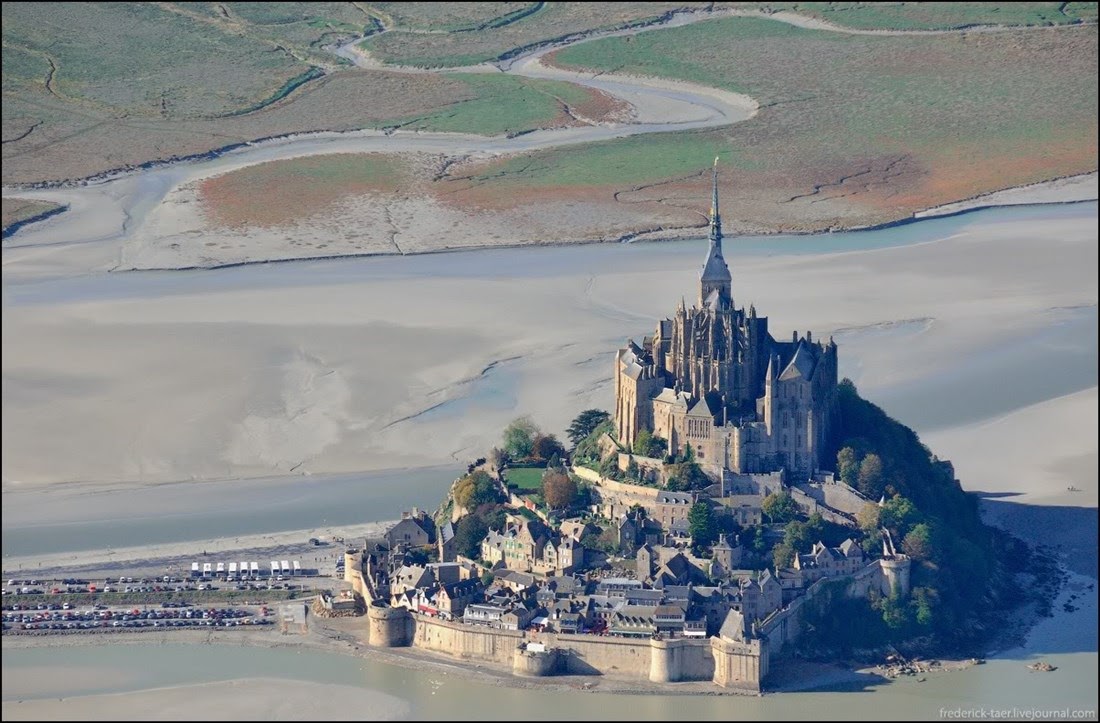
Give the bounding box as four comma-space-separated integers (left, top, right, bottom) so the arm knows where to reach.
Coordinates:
1, 3, 307, 119
359, 2, 1098, 68
198, 153, 405, 229
460, 16, 1096, 227
387, 73, 605, 135
0, 70, 605, 184
773, 1, 1098, 31
1, 3, 619, 184
360, 2, 712, 67
505, 467, 545, 491
368, 2, 537, 32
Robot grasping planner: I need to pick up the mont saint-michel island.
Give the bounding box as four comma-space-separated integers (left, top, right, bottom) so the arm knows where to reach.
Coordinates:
332, 171, 1021, 691
3, 172, 1077, 700
2, 2, 1096, 721
344, 171, 906, 690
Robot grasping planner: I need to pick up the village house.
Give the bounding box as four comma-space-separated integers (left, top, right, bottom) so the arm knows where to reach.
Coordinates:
793, 538, 865, 583
385, 509, 434, 549
481, 518, 547, 572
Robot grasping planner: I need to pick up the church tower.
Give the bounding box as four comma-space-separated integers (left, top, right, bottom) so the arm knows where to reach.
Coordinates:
700, 157, 732, 307
613, 155, 835, 478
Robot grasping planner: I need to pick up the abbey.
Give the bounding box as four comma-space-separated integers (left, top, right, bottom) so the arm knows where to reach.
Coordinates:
614, 162, 838, 480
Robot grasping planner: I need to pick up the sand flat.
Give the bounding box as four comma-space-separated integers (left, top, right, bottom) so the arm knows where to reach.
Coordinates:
3, 207, 1096, 492
1, 677, 410, 721
924, 387, 1099, 507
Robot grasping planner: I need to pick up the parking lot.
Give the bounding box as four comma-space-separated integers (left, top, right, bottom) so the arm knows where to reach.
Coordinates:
3, 601, 272, 634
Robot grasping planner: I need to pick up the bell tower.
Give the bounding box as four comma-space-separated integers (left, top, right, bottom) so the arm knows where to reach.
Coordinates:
700, 157, 732, 307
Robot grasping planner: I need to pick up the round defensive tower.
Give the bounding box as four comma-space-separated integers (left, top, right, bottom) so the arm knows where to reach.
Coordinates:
343, 549, 361, 585
512, 645, 560, 677
649, 638, 682, 683
879, 557, 912, 597
367, 603, 409, 647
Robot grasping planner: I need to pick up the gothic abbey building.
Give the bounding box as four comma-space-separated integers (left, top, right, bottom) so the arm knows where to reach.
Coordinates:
614, 164, 838, 480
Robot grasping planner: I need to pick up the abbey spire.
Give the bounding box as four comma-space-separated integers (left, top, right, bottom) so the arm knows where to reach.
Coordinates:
710, 155, 722, 243
700, 157, 732, 306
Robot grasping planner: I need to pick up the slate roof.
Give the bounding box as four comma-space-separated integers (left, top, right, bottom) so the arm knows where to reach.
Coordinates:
779, 340, 816, 381
701, 243, 731, 284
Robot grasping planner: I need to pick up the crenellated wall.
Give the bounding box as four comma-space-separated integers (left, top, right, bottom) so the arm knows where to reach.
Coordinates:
711, 636, 767, 691
649, 637, 716, 682
412, 614, 521, 664
759, 556, 911, 654
366, 610, 734, 685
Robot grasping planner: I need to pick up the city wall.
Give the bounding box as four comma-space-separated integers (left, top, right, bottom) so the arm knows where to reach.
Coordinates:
574, 466, 662, 519
411, 614, 522, 665
365, 608, 761, 689
760, 557, 903, 653
789, 487, 853, 526
794, 480, 871, 517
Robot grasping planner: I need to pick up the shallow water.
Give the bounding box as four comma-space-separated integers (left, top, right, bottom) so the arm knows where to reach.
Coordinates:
2, 637, 1096, 721
0, 466, 461, 558
5, 201, 1095, 304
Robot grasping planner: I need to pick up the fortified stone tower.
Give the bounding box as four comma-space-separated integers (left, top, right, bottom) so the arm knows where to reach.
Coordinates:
343, 548, 362, 585
367, 603, 410, 647
878, 531, 912, 596
710, 609, 767, 691
879, 556, 912, 597
649, 638, 680, 683
513, 644, 561, 677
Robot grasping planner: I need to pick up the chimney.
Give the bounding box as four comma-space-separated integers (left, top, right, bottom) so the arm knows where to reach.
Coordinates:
792, 330, 798, 343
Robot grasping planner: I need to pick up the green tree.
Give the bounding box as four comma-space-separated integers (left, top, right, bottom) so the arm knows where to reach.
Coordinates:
626, 456, 641, 482
566, 409, 610, 446
762, 491, 799, 524
772, 541, 796, 569
632, 429, 668, 458
503, 416, 539, 460
665, 460, 711, 491
482, 507, 507, 532
783, 520, 811, 552
404, 546, 430, 565
857, 502, 881, 533
879, 592, 911, 630
542, 470, 578, 509
751, 527, 768, 555
665, 476, 688, 492
901, 523, 934, 561
454, 515, 488, 560
453, 470, 501, 510
910, 586, 937, 628
597, 454, 622, 480
688, 501, 717, 549
531, 433, 565, 463
647, 435, 668, 459
573, 418, 616, 465
857, 453, 885, 498
863, 528, 884, 558
881, 495, 920, 538
837, 446, 860, 487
